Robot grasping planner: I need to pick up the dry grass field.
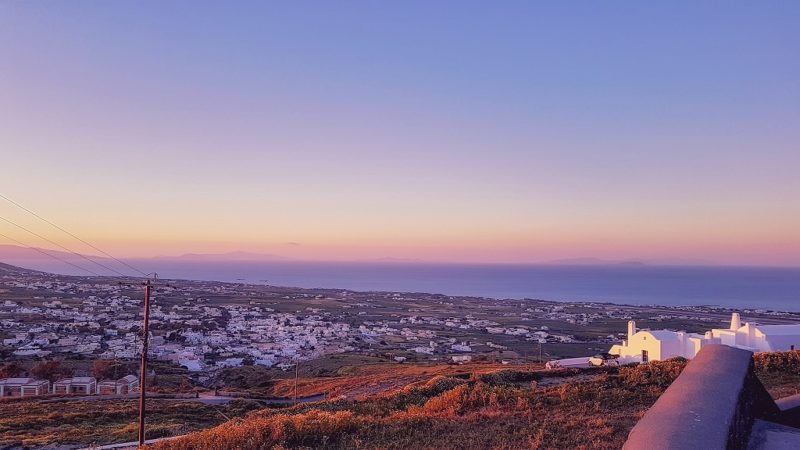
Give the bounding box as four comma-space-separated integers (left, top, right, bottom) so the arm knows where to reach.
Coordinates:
154, 352, 800, 450
2, 352, 798, 449
152, 361, 685, 450
0, 398, 236, 448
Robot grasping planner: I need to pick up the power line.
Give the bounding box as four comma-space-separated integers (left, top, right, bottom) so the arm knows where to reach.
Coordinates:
0, 194, 149, 277
0, 214, 130, 277
0, 230, 101, 276
0, 195, 157, 445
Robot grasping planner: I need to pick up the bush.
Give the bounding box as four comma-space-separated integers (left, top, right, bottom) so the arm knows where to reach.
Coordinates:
753, 350, 800, 373
31, 360, 73, 382
618, 359, 686, 388
227, 399, 263, 417
401, 382, 532, 417
0, 363, 24, 379
476, 369, 538, 385
152, 410, 363, 450
92, 359, 121, 380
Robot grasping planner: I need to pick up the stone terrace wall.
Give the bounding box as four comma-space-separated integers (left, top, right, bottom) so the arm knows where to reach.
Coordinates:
624, 344, 780, 450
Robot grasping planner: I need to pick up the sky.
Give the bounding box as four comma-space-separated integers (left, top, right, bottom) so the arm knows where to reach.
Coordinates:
1, 1, 799, 266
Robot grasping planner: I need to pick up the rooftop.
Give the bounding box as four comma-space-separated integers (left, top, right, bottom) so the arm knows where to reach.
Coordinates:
755, 324, 800, 336
0, 378, 37, 385
56, 377, 96, 384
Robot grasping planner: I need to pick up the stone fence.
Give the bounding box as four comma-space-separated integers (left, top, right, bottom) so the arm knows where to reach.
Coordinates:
623, 344, 788, 450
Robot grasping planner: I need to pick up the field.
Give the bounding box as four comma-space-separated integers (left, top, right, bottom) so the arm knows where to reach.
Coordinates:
0, 398, 236, 448
4, 352, 796, 450
148, 360, 682, 450
151, 352, 799, 450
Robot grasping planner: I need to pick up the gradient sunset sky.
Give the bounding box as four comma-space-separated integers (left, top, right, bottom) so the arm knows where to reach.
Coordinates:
1, 2, 799, 266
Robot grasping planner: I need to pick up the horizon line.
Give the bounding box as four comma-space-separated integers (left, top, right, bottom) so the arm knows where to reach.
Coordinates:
2, 243, 800, 270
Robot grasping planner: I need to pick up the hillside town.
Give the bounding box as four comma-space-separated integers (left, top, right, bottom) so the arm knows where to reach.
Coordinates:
2, 265, 800, 380
0, 266, 586, 373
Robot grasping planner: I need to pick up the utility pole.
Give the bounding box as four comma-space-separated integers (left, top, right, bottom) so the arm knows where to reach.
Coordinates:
538, 341, 543, 364
138, 279, 153, 448
293, 360, 299, 405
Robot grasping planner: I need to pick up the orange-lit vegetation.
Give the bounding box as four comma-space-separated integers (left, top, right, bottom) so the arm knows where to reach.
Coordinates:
155, 353, 800, 450
3, 352, 798, 449
269, 361, 535, 399
154, 362, 688, 450
753, 350, 800, 399
0, 398, 229, 448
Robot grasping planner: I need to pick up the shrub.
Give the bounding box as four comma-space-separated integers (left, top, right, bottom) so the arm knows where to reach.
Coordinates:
92, 359, 121, 380
476, 369, 539, 385
152, 410, 364, 450
227, 399, 264, 417
0, 363, 24, 379
753, 350, 800, 373
31, 360, 73, 382
618, 359, 686, 388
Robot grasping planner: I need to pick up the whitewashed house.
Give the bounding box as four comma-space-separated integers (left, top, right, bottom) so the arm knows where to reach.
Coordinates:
711, 313, 800, 352
609, 313, 800, 364
0, 378, 50, 397
53, 377, 97, 395
98, 375, 139, 395
178, 358, 204, 372
609, 321, 715, 364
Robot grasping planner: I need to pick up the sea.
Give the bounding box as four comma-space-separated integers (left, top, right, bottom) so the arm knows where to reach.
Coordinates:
124, 261, 800, 312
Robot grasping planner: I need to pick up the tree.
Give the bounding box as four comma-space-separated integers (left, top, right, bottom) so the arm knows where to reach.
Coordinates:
91, 359, 118, 380
0, 362, 24, 378
31, 360, 73, 382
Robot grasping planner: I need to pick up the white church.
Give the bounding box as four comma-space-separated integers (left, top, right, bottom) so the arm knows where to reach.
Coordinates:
609, 313, 800, 364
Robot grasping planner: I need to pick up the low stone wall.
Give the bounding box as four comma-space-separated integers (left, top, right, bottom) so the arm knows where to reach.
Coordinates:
774, 393, 800, 428
624, 344, 780, 450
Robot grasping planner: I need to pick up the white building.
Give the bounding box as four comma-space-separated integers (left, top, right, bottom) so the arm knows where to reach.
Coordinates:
451, 343, 472, 352
179, 358, 205, 372
53, 377, 97, 395
609, 320, 715, 364
545, 356, 591, 369
98, 375, 139, 395
0, 378, 50, 397
609, 313, 800, 364
710, 312, 800, 352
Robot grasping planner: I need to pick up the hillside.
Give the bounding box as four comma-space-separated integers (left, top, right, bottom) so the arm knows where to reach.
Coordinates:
150, 353, 799, 450
0, 262, 41, 274
1, 353, 797, 449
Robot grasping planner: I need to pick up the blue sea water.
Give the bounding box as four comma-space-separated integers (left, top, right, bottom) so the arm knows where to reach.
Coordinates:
129, 261, 800, 312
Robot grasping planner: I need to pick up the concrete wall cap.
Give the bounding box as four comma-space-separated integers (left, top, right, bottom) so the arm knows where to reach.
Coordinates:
624, 345, 767, 450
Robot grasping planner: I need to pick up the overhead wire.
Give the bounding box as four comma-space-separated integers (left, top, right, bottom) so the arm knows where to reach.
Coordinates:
0, 194, 159, 442
0, 193, 149, 277
0, 230, 101, 276
0, 214, 131, 278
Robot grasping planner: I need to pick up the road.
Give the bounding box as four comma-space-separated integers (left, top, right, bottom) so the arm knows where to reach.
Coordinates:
81, 435, 183, 450
39, 391, 327, 405
190, 392, 327, 405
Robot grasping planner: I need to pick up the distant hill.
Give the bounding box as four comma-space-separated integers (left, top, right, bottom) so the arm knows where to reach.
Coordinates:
542, 257, 718, 266
0, 261, 43, 274
0, 244, 107, 262
370, 257, 428, 263
155, 251, 289, 262
543, 257, 646, 266
0, 244, 142, 277
0, 244, 292, 276
0, 244, 113, 275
